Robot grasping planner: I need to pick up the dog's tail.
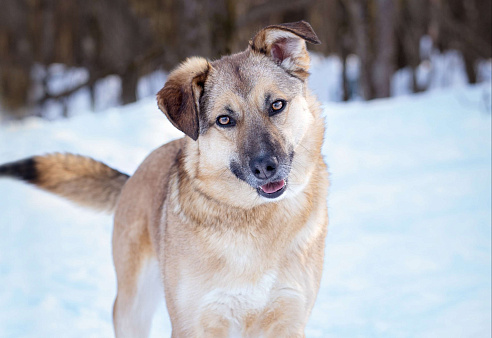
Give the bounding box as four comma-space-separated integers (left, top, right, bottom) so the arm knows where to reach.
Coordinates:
0, 153, 129, 212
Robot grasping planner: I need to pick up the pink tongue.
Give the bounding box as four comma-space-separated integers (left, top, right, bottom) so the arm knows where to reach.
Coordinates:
260, 180, 285, 194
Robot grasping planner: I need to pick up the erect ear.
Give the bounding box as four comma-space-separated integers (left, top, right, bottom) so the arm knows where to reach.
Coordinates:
157, 57, 211, 141
250, 20, 320, 80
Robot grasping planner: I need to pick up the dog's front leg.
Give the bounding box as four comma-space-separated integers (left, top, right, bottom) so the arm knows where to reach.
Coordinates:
198, 313, 231, 338
257, 295, 310, 338
170, 312, 231, 338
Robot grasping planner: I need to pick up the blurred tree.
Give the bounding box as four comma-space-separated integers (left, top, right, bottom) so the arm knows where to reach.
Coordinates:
430, 0, 491, 83
372, 0, 396, 98
0, 0, 490, 118
396, 0, 430, 93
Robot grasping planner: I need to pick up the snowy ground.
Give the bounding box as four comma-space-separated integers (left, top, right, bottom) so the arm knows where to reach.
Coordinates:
0, 78, 490, 336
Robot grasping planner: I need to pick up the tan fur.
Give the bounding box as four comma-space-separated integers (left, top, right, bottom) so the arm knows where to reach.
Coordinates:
1, 21, 329, 337
112, 21, 328, 337
35, 153, 129, 211
0, 153, 128, 212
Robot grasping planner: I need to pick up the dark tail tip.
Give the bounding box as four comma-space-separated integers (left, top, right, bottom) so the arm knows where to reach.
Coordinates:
0, 158, 39, 183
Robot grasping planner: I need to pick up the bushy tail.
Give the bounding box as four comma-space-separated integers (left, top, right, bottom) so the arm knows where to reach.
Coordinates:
0, 153, 129, 212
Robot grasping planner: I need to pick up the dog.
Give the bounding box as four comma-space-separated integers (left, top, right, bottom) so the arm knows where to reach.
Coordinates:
0, 21, 329, 337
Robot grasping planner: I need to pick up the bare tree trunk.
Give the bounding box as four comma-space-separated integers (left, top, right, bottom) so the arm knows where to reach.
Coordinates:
373, 0, 396, 98
462, 0, 478, 84
208, 0, 236, 58
341, 47, 350, 101
121, 64, 138, 105
334, 0, 352, 101
347, 0, 374, 100
89, 82, 96, 111
407, 0, 429, 92
463, 51, 477, 84
176, 0, 212, 59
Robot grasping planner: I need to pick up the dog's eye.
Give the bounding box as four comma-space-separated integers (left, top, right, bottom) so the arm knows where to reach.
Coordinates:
216, 115, 236, 127
272, 101, 283, 110
270, 100, 286, 116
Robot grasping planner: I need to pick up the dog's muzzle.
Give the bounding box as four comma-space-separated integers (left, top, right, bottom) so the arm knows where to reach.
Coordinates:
230, 151, 292, 199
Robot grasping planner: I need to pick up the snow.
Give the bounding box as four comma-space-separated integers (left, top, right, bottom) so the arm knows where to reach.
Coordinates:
0, 71, 491, 336
313, 84, 491, 337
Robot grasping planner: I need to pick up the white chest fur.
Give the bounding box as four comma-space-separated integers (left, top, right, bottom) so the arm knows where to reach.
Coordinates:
175, 267, 279, 335
201, 270, 278, 317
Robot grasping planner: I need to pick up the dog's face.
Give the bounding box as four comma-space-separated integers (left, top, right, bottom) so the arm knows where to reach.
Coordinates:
157, 21, 321, 207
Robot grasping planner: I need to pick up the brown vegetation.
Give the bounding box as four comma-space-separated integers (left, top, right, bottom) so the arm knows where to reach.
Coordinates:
0, 0, 490, 118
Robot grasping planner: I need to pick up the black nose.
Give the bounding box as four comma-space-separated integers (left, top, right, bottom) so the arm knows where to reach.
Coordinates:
250, 155, 278, 180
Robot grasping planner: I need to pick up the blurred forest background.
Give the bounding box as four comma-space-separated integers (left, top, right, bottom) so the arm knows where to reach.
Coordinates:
0, 0, 491, 119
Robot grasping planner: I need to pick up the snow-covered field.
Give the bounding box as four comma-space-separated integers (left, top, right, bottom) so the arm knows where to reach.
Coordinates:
0, 74, 490, 336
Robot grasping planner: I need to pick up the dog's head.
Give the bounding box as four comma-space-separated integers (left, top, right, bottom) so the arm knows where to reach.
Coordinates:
157, 21, 322, 207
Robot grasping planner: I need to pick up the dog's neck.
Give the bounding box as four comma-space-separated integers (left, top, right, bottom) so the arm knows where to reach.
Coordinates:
171, 148, 325, 235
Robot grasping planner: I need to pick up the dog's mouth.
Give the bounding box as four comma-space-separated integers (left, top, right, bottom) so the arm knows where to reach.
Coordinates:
257, 179, 287, 199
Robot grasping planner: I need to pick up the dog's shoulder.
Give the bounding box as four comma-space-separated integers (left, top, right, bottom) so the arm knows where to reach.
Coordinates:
116, 137, 185, 221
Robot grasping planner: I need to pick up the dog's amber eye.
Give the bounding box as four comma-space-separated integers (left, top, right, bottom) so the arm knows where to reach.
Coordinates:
272, 101, 283, 110
218, 116, 230, 124
216, 115, 235, 127
270, 100, 286, 116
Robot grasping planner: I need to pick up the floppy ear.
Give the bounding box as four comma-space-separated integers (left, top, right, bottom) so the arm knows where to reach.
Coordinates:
250, 20, 320, 80
157, 57, 211, 141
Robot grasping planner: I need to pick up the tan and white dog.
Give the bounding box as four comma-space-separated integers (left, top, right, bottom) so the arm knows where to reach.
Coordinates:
0, 21, 329, 337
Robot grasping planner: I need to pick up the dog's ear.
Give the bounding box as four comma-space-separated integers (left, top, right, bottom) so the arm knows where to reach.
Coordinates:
157, 57, 211, 141
250, 21, 320, 80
